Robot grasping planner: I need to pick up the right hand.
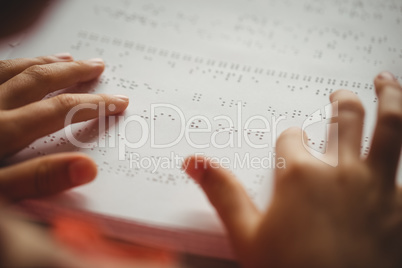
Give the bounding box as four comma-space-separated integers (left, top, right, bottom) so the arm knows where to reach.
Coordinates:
184, 72, 402, 268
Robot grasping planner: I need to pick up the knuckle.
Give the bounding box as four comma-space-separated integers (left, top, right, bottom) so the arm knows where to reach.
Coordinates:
73, 60, 86, 68
24, 65, 54, 83
71, 60, 87, 72
0, 60, 15, 81
95, 94, 109, 104
0, 60, 14, 72
54, 94, 81, 111
37, 56, 56, 64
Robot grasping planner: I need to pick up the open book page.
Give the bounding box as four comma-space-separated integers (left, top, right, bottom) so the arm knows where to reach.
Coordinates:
4, 0, 402, 258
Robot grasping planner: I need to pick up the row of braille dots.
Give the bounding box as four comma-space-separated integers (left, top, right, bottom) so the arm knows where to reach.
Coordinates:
190, 68, 246, 83
92, 2, 397, 68
315, 88, 334, 97
306, 26, 387, 45
308, 141, 370, 156
70, 40, 85, 51
98, 3, 200, 26
219, 98, 247, 108
70, 32, 332, 86
189, 120, 269, 141
190, 66, 379, 97
105, 63, 123, 73
336, 2, 400, 21
267, 106, 310, 119
26, 144, 47, 156
307, 136, 371, 156
99, 75, 167, 95
362, 56, 385, 67
146, 173, 192, 185
188, 63, 376, 95
234, 15, 392, 61
191, 66, 276, 85
26, 134, 80, 157
192, 93, 202, 102
307, 138, 326, 153
60, 127, 120, 154
100, 156, 193, 185
42, 135, 69, 147
77, 37, 384, 106
301, 26, 398, 64
94, 5, 159, 28
288, 84, 309, 92
361, 136, 371, 156
98, 160, 147, 177
189, 68, 375, 102
75, 30, 375, 89
140, 109, 177, 121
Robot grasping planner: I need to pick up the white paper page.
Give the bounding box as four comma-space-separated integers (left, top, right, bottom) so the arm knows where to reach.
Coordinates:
4, 0, 402, 257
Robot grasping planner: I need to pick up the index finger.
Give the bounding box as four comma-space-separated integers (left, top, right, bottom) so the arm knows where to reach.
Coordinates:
367, 72, 402, 186
0, 58, 105, 110
0, 53, 73, 84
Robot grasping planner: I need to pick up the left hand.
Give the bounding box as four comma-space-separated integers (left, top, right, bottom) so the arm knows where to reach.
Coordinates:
0, 53, 129, 201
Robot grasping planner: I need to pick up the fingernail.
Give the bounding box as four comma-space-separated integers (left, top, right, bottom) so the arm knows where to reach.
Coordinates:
69, 159, 96, 186
113, 94, 129, 102
87, 58, 104, 65
53, 52, 73, 60
378, 71, 396, 81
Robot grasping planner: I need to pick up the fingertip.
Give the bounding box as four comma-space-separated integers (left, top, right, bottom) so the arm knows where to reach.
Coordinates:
87, 58, 105, 66
182, 156, 207, 184
328, 90, 364, 118
113, 95, 130, 107
329, 89, 350, 102
83, 58, 105, 76
68, 156, 97, 186
374, 71, 401, 95
377, 71, 396, 82
107, 95, 130, 114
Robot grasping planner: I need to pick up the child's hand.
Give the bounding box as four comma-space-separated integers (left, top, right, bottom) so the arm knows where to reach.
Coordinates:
0, 54, 129, 201
184, 72, 402, 268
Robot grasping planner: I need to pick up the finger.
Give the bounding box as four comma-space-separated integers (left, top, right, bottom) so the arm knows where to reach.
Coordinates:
329, 90, 365, 162
0, 153, 96, 201
0, 58, 105, 109
183, 156, 261, 252
367, 72, 402, 183
0, 93, 129, 157
0, 53, 74, 85
276, 127, 314, 173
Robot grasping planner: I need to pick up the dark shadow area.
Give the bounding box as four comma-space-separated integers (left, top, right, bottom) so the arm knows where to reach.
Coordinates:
0, 0, 51, 38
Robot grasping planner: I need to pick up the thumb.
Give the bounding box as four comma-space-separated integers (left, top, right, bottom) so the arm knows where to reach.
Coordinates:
183, 156, 260, 253
0, 153, 96, 201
